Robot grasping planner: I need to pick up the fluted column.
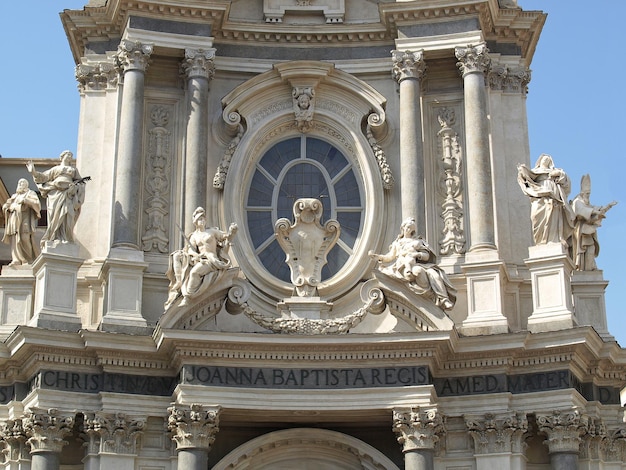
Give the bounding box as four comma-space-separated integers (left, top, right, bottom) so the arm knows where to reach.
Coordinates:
537, 409, 588, 470
113, 40, 153, 249
0, 418, 31, 468
82, 412, 145, 470
455, 43, 496, 251
181, 49, 215, 233
465, 412, 528, 469
168, 404, 220, 470
22, 409, 73, 470
393, 407, 443, 470
392, 50, 427, 231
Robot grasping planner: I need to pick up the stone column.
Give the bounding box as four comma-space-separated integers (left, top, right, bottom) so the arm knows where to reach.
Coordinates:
181, 49, 215, 234
465, 412, 528, 470
537, 409, 588, 470
392, 50, 427, 231
0, 419, 31, 469
168, 404, 220, 470
82, 412, 145, 470
393, 407, 443, 470
455, 43, 496, 252
22, 408, 73, 470
112, 40, 153, 249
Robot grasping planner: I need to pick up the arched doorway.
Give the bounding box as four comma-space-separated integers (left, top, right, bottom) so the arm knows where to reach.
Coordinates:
212, 428, 400, 470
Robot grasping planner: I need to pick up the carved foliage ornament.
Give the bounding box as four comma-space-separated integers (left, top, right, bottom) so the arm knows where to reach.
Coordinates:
455, 43, 491, 77
22, 408, 74, 454
393, 407, 444, 452
391, 50, 426, 83
465, 412, 528, 455
82, 412, 145, 455
181, 48, 216, 81
168, 404, 220, 451
116, 40, 153, 75
75, 61, 117, 92
536, 409, 589, 454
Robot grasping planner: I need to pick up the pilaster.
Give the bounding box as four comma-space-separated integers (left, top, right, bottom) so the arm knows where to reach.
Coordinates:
82, 412, 145, 470
392, 49, 427, 232
393, 406, 444, 470
0, 419, 31, 469
465, 412, 528, 470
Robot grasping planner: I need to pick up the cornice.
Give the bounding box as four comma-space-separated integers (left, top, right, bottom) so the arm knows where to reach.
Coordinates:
61, 0, 545, 64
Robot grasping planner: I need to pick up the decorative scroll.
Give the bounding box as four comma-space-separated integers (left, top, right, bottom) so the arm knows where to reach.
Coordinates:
168, 404, 220, 451
436, 107, 466, 255
142, 105, 172, 253
393, 406, 444, 452
366, 113, 394, 190
213, 123, 243, 190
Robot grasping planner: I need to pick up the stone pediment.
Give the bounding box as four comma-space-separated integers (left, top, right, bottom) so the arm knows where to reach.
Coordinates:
371, 271, 455, 332
157, 267, 242, 330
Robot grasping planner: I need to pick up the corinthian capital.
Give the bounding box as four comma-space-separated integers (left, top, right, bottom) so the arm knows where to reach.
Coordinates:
82, 412, 145, 455
116, 40, 153, 73
75, 60, 118, 92
168, 404, 220, 451
455, 43, 490, 77
181, 48, 216, 80
391, 50, 426, 83
393, 406, 444, 452
465, 412, 528, 454
0, 419, 29, 461
536, 408, 589, 454
22, 408, 74, 455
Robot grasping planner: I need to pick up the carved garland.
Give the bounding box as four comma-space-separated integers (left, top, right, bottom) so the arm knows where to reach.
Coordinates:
234, 284, 385, 334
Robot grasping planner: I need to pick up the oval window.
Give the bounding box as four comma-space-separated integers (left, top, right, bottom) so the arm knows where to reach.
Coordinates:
245, 136, 363, 283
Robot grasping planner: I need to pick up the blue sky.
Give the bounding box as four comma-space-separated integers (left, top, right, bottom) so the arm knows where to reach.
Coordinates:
1, 2, 624, 345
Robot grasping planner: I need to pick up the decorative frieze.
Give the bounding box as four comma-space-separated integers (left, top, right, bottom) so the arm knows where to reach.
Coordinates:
465, 412, 528, 454
142, 105, 173, 253
393, 407, 444, 452
436, 107, 466, 255
22, 408, 74, 454
82, 412, 145, 455
536, 408, 589, 454
391, 50, 426, 83
167, 404, 220, 451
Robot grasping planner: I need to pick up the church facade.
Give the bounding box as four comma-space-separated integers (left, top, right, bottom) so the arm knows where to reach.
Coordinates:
0, 1, 624, 469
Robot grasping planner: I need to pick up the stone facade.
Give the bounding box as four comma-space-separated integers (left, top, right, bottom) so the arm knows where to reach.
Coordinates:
0, 1, 624, 469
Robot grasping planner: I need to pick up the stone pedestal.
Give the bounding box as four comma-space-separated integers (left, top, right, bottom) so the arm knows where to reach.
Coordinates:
30, 243, 83, 330
100, 248, 149, 333
277, 297, 333, 320
459, 250, 509, 335
0, 265, 35, 336
571, 270, 611, 340
525, 243, 576, 333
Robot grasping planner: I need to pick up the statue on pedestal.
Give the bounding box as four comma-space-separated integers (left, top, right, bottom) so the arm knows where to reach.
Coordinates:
369, 217, 456, 310
2, 178, 41, 265
570, 174, 617, 271
517, 154, 574, 245
165, 207, 237, 308
26, 150, 87, 247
